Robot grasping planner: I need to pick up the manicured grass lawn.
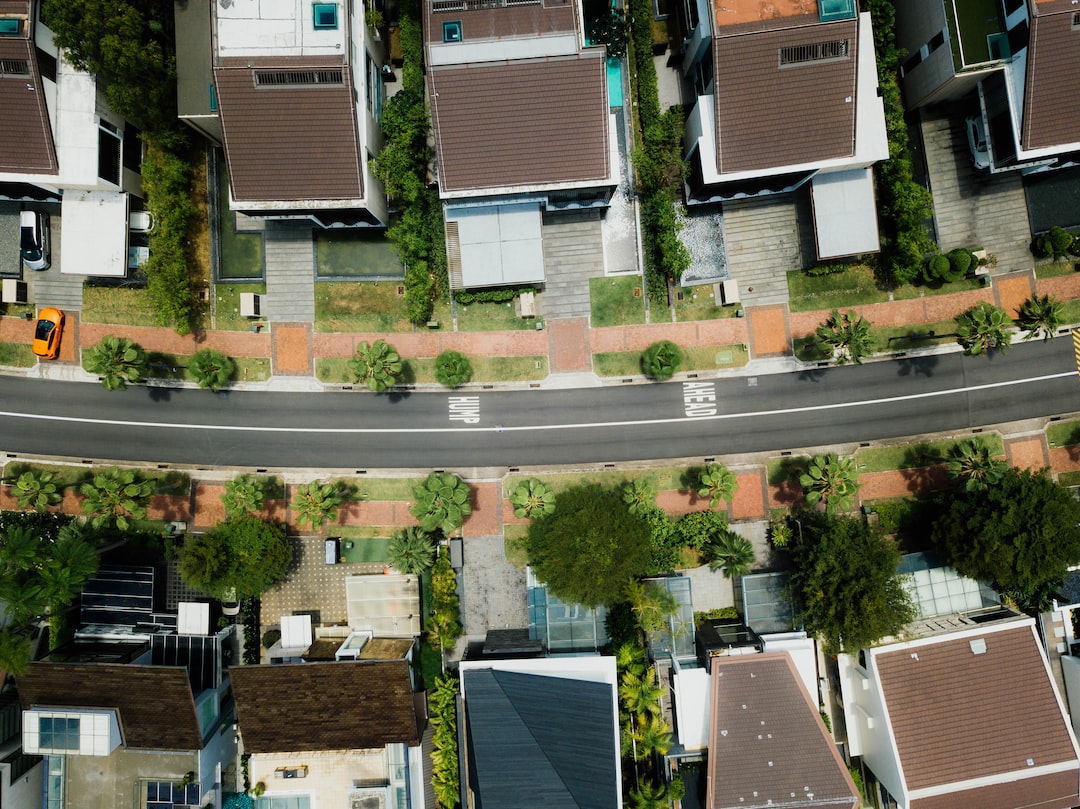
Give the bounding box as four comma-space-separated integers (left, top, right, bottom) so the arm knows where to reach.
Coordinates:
217, 164, 264, 280
316, 355, 547, 384
1047, 419, 1080, 448
673, 283, 739, 322
504, 524, 529, 568
874, 319, 958, 351
81, 287, 160, 327
86, 350, 271, 384
315, 281, 413, 333
793, 336, 830, 362
853, 434, 1003, 474
314, 230, 402, 279
1058, 470, 1080, 487
214, 282, 266, 331
0, 342, 36, 367
1057, 298, 1080, 326
455, 299, 535, 331
594, 344, 748, 376
340, 537, 393, 563
505, 465, 694, 497
787, 265, 901, 312
590, 276, 646, 328
1035, 262, 1075, 279
766, 456, 810, 485
353, 477, 418, 501
2, 460, 190, 492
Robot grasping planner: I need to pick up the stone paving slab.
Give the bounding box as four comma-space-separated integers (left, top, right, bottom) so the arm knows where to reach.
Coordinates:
460, 535, 528, 638
272, 324, 311, 375
747, 306, 789, 356
1006, 436, 1049, 470
995, 273, 1034, 318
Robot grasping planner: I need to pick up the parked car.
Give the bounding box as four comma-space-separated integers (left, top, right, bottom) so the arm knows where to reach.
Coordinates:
129, 210, 155, 234
32, 307, 64, 360
965, 115, 991, 170
220, 587, 240, 618
19, 210, 50, 270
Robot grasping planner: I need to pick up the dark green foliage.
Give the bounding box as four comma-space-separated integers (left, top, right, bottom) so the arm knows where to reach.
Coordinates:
694, 607, 740, 624
261, 629, 281, 649
429, 546, 462, 652
947, 248, 973, 278
1016, 293, 1063, 342
388, 526, 436, 574
923, 254, 951, 284
790, 513, 916, 653
79, 468, 154, 531
189, 348, 235, 392
806, 261, 850, 276
85, 335, 148, 391
291, 480, 348, 529
815, 310, 875, 364
429, 673, 460, 808
1034, 226, 1076, 259
525, 485, 653, 607
944, 439, 1008, 493
434, 350, 473, 388
12, 470, 63, 511
640, 194, 691, 303
703, 529, 755, 577
588, 10, 627, 57
931, 467, 1080, 612
632, 108, 688, 197
176, 516, 292, 599
676, 510, 730, 550
604, 601, 640, 649
956, 301, 1011, 355
509, 478, 557, 519
349, 339, 403, 392
641, 340, 683, 380
371, 90, 428, 205
390, 189, 447, 325
411, 472, 472, 534
240, 599, 261, 664
222, 474, 266, 519
452, 286, 536, 304
398, 0, 424, 94
636, 502, 682, 575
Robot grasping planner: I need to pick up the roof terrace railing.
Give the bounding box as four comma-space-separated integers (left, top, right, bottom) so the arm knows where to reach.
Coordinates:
432, 0, 541, 13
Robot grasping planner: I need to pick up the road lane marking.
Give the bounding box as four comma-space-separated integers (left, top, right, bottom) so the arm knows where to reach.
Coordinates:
683, 381, 717, 417
0, 370, 1073, 435
448, 395, 480, 424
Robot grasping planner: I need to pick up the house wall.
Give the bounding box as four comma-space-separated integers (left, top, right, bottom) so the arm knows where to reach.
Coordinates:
0, 756, 42, 809
1060, 656, 1080, 741
352, 5, 389, 227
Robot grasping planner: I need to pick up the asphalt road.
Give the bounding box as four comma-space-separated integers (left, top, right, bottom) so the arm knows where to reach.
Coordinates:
1, 339, 1076, 469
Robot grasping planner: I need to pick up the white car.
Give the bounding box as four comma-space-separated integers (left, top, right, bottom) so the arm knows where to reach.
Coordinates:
19, 210, 49, 270
965, 115, 991, 170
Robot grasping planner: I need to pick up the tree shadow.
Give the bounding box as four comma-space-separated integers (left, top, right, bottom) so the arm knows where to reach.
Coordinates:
146, 384, 173, 402
896, 355, 939, 377
795, 367, 827, 383
767, 456, 809, 485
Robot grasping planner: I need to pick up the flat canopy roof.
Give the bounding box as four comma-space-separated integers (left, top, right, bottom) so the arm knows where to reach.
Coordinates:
811, 168, 880, 260
60, 191, 128, 277
448, 203, 546, 288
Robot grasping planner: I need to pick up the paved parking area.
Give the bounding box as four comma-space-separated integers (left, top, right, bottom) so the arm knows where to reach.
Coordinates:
460, 535, 527, 639
0, 202, 19, 278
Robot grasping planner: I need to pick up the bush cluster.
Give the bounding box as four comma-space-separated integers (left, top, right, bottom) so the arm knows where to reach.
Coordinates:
1032, 226, 1078, 260
923, 248, 973, 284
806, 261, 850, 276
866, 0, 937, 285
453, 286, 537, 305
429, 674, 460, 808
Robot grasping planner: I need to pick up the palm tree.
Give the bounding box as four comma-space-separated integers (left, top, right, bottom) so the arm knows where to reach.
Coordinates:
11, 470, 62, 511
39, 523, 100, 609
0, 526, 43, 575
816, 309, 875, 364
614, 642, 647, 678
410, 472, 472, 535
622, 479, 656, 516
631, 715, 673, 759
697, 463, 738, 508
956, 302, 1011, 355
769, 520, 793, 549
1016, 294, 1063, 342
189, 348, 236, 392
509, 478, 556, 519
640, 340, 683, 381
434, 350, 473, 388
945, 439, 1009, 493
703, 529, 755, 578
84, 335, 148, 391
800, 453, 860, 513
0, 579, 45, 626
388, 527, 436, 574
222, 474, 266, 519
624, 580, 678, 633
0, 628, 32, 676
628, 780, 670, 809
348, 339, 403, 392
291, 481, 346, 530
79, 468, 154, 531
619, 666, 664, 717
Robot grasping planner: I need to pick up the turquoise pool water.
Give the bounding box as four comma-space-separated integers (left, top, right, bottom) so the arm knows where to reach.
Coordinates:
607, 58, 623, 108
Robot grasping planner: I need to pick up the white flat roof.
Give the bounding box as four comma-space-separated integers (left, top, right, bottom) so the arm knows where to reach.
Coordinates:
810, 167, 881, 259
449, 203, 546, 287
216, 0, 347, 58
673, 667, 710, 751
60, 190, 128, 277
280, 614, 313, 649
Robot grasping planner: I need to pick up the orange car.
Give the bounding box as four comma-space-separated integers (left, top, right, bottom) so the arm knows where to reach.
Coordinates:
32, 307, 64, 360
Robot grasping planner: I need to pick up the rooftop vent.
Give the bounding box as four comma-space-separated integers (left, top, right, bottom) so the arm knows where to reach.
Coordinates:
779, 40, 849, 67
254, 69, 344, 87
0, 58, 30, 76
970, 638, 987, 655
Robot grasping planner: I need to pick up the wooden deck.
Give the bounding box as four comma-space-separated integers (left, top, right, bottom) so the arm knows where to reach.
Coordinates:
920, 109, 1033, 273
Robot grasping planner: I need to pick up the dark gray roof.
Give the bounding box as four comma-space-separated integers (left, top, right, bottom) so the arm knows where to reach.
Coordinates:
463, 669, 618, 809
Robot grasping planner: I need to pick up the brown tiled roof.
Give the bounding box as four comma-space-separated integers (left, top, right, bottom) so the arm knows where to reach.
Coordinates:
1021, 4, 1080, 150
911, 769, 1080, 809
424, 0, 577, 45
214, 58, 363, 203
230, 660, 422, 754
16, 663, 202, 750
875, 625, 1079, 793
429, 53, 610, 193
0, 9, 58, 176
706, 654, 859, 809
713, 17, 858, 174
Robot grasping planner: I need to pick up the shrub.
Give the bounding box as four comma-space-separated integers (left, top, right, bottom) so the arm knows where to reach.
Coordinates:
641, 340, 683, 380
923, 254, 950, 284
189, 348, 235, 392
452, 286, 536, 305
85, 335, 148, 391
348, 339, 403, 392
261, 629, 281, 649
411, 472, 472, 534
1034, 226, 1076, 259
509, 478, 557, 520
434, 350, 473, 388
946, 248, 973, 279
807, 261, 849, 276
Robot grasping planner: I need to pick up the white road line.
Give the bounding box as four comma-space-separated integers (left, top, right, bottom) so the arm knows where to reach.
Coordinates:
0, 371, 1073, 435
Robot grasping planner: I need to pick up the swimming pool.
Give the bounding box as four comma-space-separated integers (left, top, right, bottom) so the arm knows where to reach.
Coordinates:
607, 57, 623, 108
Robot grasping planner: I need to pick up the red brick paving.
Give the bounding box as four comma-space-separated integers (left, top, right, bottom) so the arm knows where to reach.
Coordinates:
1036, 273, 1080, 301
78, 322, 270, 359
995, 273, 1034, 319
462, 481, 502, 537
272, 325, 311, 375
1005, 436, 1049, 470
589, 320, 749, 353
548, 317, 591, 372
747, 307, 789, 356
857, 465, 950, 501
730, 471, 767, 519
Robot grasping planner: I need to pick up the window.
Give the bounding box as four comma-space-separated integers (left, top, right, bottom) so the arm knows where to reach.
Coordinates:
779, 39, 849, 66
443, 20, 462, 42
254, 797, 310, 809
39, 717, 79, 751
98, 124, 121, 185
313, 3, 338, 29
209, 83, 217, 111
1072, 10, 1080, 28
123, 123, 143, 172
36, 47, 56, 82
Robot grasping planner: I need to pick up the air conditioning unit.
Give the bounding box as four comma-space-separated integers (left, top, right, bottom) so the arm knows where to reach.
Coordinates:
277, 766, 308, 779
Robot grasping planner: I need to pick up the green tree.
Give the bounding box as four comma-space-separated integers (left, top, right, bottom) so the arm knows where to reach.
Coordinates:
291, 481, 347, 530
790, 513, 915, 654
388, 527, 436, 574
944, 439, 1009, 493
85, 336, 148, 391
676, 510, 729, 550
434, 349, 473, 388
931, 467, 1080, 612
703, 529, 755, 578
524, 485, 652, 607
38, 522, 99, 609
816, 309, 875, 365
640, 340, 683, 381
627, 780, 670, 809
697, 463, 738, 508
1016, 294, 1063, 342
800, 453, 860, 513
956, 301, 1011, 355
624, 579, 678, 633
429, 546, 462, 652
622, 478, 657, 516
221, 474, 266, 520
349, 339, 403, 392
428, 672, 460, 808
188, 348, 235, 392
509, 478, 557, 520
370, 89, 428, 205
619, 666, 664, 717
410, 472, 472, 535
0, 628, 32, 676
11, 470, 62, 511
769, 520, 793, 549
176, 516, 292, 599
630, 714, 673, 759
79, 468, 154, 531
